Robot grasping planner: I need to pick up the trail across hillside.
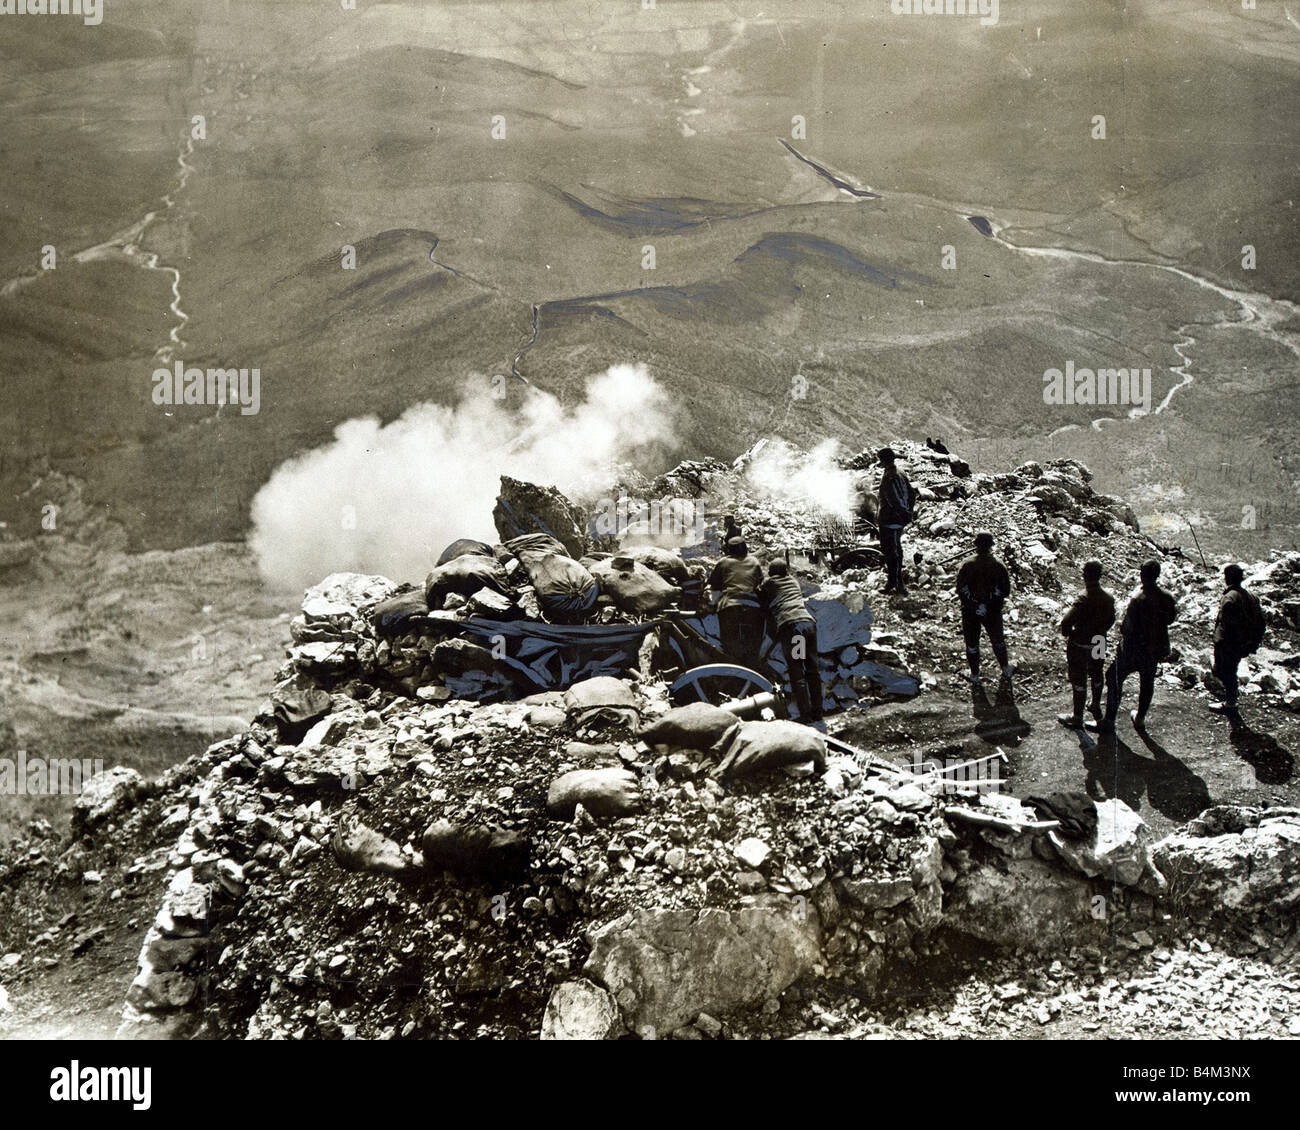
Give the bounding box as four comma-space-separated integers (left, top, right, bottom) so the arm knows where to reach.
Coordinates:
0, 131, 195, 363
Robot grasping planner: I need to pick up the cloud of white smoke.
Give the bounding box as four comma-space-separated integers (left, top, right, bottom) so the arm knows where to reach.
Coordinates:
249, 364, 679, 590
742, 438, 861, 519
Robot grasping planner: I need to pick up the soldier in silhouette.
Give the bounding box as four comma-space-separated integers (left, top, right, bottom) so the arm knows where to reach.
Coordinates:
1088, 559, 1177, 734
1057, 560, 1116, 729
708, 536, 764, 670
1209, 562, 1265, 719
876, 447, 915, 595
955, 531, 1014, 684
759, 559, 823, 722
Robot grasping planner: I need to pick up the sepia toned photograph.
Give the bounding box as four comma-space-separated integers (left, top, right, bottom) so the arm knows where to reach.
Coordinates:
1, 0, 1297, 1088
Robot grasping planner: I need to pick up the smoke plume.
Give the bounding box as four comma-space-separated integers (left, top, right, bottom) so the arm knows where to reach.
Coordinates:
250, 364, 678, 590
742, 438, 862, 519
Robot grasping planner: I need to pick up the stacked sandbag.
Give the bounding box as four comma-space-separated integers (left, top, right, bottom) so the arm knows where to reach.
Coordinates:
505, 533, 599, 621
585, 555, 679, 616
424, 554, 510, 611
505, 532, 570, 567
626, 546, 690, 587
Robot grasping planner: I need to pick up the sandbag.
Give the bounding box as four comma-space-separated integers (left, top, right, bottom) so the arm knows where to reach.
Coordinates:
424, 555, 509, 609
587, 555, 679, 615
627, 545, 690, 586
504, 534, 596, 617
421, 819, 530, 881
546, 768, 641, 821
713, 720, 827, 780
639, 702, 739, 752
270, 677, 332, 728
505, 532, 569, 567
370, 590, 430, 637
436, 538, 494, 566
564, 676, 640, 728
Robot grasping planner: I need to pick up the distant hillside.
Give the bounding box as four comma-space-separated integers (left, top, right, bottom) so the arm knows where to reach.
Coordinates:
2, 0, 1297, 562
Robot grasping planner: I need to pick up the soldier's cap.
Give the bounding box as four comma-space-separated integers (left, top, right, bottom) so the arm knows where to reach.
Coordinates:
1224, 563, 1244, 584
974, 531, 994, 550
877, 447, 898, 464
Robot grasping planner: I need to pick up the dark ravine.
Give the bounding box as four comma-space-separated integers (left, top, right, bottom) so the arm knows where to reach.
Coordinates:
779, 139, 881, 199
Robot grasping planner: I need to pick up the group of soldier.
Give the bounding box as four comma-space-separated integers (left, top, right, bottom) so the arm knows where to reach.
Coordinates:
706, 446, 1267, 732
875, 446, 1266, 733
707, 528, 824, 722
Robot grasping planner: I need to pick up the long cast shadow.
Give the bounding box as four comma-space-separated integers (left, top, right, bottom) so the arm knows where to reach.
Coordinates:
1227, 714, 1295, 786
970, 677, 1032, 747
1079, 729, 1212, 823
1132, 729, 1215, 823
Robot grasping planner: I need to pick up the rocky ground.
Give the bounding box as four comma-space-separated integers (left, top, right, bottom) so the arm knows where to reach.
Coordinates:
2, 440, 1299, 1040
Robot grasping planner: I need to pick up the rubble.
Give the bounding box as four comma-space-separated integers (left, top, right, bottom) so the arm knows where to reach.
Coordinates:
72, 767, 149, 834
1154, 806, 1300, 917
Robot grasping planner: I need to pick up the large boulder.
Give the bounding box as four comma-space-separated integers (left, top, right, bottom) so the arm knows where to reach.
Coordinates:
584, 905, 822, 1036
1153, 808, 1300, 915
944, 857, 1107, 950
493, 477, 586, 560
540, 980, 624, 1040
72, 766, 146, 833
1048, 798, 1164, 892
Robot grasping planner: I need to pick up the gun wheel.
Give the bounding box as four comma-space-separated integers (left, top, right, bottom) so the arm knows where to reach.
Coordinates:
831, 547, 885, 573
669, 664, 775, 706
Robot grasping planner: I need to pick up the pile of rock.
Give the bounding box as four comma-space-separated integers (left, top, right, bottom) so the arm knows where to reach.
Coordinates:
101, 673, 972, 1039
100, 645, 1300, 1042
288, 573, 397, 677
1162, 553, 1300, 713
